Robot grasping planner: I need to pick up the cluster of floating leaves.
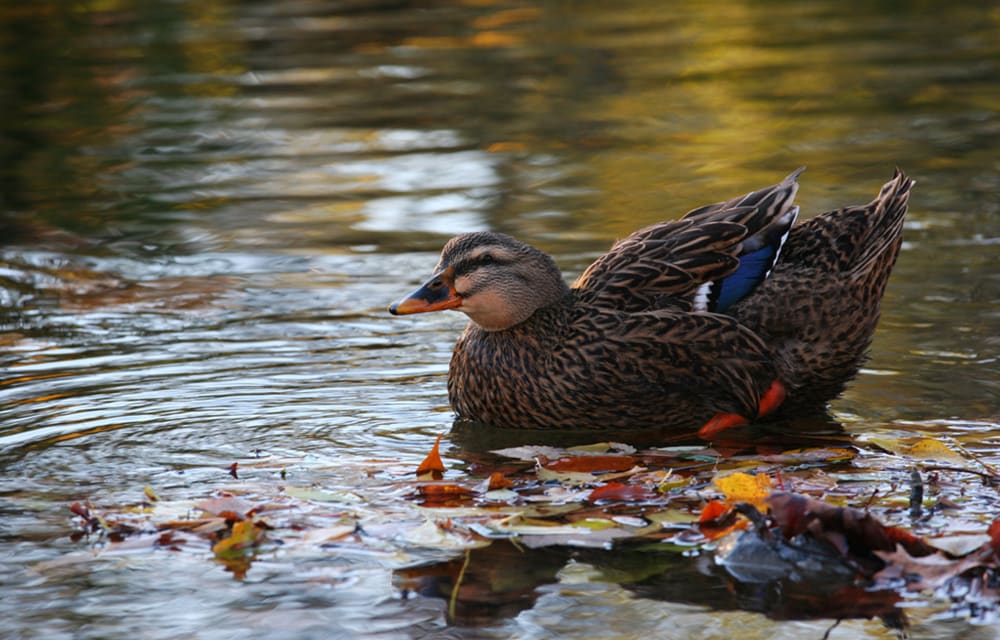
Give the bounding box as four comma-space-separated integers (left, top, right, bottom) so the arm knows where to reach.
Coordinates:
61, 431, 1000, 627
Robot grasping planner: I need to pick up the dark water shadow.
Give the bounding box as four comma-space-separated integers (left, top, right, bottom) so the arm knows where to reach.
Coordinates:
394, 538, 905, 630
448, 412, 853, 454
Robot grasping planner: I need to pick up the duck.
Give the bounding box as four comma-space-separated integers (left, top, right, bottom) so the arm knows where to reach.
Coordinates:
389, 168, 914, 438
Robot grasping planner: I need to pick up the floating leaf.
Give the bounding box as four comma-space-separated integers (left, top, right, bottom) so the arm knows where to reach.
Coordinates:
567, 442, 636, 455
195, 496, 253, 519
713, 472, 772, 508
302, 522, 357, 544
907, 438, 965, 462
541, 455, 638, 473
283, 486, 363, 503
143, 486, 160, 502
491, 445, 568, 460
416, 434, 446, 478
990, 519, 1000, 556
212, 520, 263, 558
486, 471, 513, 491
587, 482, 656, 503
572, 518, 618, 531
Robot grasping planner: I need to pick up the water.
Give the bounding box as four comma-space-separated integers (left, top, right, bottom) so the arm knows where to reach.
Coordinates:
1, 1, 998, 638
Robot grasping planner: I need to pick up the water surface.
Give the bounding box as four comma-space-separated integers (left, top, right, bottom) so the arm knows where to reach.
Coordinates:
1, 1, 998, 638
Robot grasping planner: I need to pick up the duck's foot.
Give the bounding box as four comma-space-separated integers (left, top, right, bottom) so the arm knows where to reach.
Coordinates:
697, 412, 749, 439
757, 379, 787, 417
697, 380, 787, 439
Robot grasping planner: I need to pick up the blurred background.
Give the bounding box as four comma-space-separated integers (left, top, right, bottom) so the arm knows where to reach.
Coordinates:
1, 1, 997, 638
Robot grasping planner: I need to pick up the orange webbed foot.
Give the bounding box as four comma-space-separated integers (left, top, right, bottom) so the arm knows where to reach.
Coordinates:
697, 380, 787, 439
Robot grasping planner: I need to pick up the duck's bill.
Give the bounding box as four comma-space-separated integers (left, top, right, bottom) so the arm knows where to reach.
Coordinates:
388, 274, 462, 315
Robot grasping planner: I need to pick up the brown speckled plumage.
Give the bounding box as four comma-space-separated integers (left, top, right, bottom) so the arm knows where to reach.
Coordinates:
389, 169, 914, 433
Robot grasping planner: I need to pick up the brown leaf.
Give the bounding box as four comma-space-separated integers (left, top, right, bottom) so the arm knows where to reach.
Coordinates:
874, 545, 991, 591
541, 455, 637, 473
416, 434, 446, 478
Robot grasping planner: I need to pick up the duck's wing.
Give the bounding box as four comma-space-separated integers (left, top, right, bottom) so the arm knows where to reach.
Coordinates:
574, 308, 780, 423
572, 169, 803, 313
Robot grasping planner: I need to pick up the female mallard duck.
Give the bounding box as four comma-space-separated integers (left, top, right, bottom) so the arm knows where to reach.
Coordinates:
389, 169, 914, 438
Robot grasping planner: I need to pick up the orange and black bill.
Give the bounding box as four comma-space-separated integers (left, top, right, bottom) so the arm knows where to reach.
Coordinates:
388, 267, 461, 315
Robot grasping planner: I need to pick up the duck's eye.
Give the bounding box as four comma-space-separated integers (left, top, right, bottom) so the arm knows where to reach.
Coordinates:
479, 254, 494, 265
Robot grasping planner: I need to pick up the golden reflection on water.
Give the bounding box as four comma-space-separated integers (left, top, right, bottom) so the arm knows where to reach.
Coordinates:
1, 0, 999, 638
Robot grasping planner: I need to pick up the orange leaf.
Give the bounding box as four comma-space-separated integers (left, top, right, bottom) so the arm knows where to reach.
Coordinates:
487, 471, 513, 491
417, 483, 474, 497
416, 434, 446, 477
542, 455, 637, 473
697, 500, 744, 540
698, 500, 731, 524
988, 518, 1000, 556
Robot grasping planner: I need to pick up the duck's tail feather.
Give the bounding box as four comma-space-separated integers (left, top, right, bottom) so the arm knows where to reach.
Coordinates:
847, 168, 914, 277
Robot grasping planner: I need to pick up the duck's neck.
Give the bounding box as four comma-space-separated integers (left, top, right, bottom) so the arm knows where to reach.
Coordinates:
464, 291, 576, 341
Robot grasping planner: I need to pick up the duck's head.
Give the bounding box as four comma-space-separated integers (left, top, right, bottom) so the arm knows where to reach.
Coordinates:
389, 231, 569, 331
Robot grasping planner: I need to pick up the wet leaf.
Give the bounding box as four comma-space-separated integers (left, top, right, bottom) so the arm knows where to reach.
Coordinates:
567, 442, 637, 455
283, 486, 363, 503
196, 496, 253, 519
302, 522, 357, 544
403, 519, 489, 549
713, 471, 772, 508
572, 518, 618, 530
587, 482, 656, 503
491, 445, 568, 460
416, 434, 446, 479
143, 486, 160, 502
927, 534, 991, 557
990, 518, 1000, 556
541, 455, 638, 473
907, 438, 965, 462
212, 520, 264, 558
486, 471, 513, 491
417, 483, 476, 499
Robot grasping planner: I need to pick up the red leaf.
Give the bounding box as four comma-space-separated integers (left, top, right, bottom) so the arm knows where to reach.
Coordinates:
698, 500, 731, 524
542, 455, 637, 473
587, 482, 655, 503
69, 502, 91, 520
989, 518, 1000, 556
416, 434, 446, 478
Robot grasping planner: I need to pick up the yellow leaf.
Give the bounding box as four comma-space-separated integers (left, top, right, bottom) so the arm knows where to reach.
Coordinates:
713, 472, 772, 508
907, 438, 964, 462
212, 520, 263, 558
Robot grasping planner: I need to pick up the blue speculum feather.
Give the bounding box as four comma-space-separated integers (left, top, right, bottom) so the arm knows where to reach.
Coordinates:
710, 245, 778, 312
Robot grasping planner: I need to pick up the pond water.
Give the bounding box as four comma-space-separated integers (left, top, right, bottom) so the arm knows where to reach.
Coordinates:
1, 1, 998, 638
